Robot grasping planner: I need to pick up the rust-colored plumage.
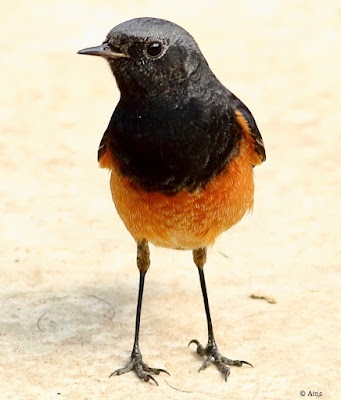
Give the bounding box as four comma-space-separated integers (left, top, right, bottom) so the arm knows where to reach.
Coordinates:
100, 129, 255, 250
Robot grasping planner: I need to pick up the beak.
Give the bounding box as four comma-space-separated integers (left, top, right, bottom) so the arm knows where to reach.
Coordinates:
77, 43, 128, 59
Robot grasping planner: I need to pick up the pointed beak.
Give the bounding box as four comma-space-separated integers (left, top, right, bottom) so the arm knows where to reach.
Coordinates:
77, 43, 128, 59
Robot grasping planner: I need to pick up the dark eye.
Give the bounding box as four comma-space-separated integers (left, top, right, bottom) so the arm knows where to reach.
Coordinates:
147, 42, 163, 57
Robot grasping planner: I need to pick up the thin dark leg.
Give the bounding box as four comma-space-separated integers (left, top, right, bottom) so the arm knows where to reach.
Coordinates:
132, 270, 146, 355
131, 239, 149, 355
198, 266, 215, 344
110, 240, 169, 384
189, 247, 252, 381
193, 248, 214, 340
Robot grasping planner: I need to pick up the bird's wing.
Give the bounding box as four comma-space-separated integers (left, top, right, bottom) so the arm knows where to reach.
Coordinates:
234, 103, 266, 166
98, 129, 114, 169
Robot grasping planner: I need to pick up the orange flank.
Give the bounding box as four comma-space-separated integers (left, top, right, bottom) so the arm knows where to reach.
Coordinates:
99, 146, 115, 169
105, 137, 255, 250
235, 109, 263, 166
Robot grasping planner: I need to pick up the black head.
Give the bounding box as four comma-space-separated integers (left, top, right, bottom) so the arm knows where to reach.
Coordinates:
78, 17, 209, 97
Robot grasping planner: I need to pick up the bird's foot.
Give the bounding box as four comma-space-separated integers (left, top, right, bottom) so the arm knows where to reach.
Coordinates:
109, 348, 169, 385
188, 339, 252, 381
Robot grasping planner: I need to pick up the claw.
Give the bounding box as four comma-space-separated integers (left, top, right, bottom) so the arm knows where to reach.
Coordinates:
188, 339, 206, 356
146, 374, 158, 386
240, 360, 253, 368
157, 368, 170, 376
188, 339, 199, 347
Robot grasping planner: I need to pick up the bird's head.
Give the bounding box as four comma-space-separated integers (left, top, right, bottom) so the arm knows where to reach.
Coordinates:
78, 17, 207, 97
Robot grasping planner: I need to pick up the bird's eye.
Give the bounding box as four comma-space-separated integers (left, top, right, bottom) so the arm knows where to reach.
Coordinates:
147, 42, 163, 57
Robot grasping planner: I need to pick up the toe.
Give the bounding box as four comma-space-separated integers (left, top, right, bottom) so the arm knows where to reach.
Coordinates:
188, 339, 206, 356
144, 374, 159, 385
141, 363, 170, 376
220, 357, 253, 367
198, 357, 211, 372
109, 363, 133, 377
217, 363, 231, 382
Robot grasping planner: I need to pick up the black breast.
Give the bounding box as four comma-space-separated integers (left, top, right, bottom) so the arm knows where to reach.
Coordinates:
106, 94, 241, 195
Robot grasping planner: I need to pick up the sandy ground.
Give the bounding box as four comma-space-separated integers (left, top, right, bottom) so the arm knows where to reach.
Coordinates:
1, 1, 340, 399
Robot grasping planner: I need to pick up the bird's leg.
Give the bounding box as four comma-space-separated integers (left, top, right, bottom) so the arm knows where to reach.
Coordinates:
110, 239, 169, 385
189, 247, 252, 381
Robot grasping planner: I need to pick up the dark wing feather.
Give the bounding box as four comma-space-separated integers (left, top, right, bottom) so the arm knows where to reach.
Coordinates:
98, 129, 109, 162
233, 100, 266, 165
97, 128, 115, 169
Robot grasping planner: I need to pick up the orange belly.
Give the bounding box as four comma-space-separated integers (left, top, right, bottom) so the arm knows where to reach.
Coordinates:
109, 137, 255, 250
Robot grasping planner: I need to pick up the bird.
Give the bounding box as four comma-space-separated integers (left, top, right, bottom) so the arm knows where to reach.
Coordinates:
78, 17, 265, 385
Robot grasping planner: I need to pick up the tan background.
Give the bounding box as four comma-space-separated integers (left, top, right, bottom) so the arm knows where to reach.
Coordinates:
1, 0, 340, 399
